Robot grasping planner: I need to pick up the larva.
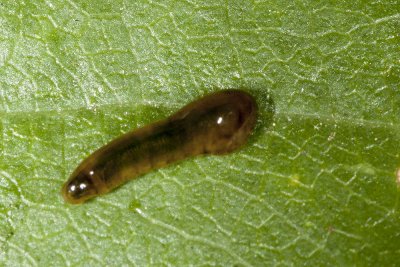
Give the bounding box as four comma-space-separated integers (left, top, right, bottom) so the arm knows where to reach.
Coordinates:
61, 90, 257, 204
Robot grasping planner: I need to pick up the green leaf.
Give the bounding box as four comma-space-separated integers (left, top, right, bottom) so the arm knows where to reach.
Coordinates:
0, 0, 399, 266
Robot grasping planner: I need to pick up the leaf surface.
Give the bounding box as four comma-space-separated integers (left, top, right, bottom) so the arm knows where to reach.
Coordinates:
0, 0, 399, 266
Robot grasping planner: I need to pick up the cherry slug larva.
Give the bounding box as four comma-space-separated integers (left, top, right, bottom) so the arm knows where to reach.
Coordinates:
62, 90, 257, 204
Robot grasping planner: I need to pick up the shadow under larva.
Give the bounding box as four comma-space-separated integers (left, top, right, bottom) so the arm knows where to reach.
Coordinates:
61, 89, 272, 204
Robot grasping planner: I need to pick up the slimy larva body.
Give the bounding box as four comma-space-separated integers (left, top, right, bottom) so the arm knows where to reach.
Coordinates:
62, 90, 257, 204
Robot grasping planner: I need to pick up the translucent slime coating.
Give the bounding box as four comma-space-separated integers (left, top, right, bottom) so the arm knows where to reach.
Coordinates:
62, 90, 258, 204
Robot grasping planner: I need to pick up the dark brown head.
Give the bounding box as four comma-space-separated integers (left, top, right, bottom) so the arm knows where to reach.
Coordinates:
61, 171, 98, 204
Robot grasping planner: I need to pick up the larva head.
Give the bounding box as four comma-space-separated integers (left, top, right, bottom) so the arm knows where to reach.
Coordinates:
61, 171, 98, 204
184, 90, 258, 155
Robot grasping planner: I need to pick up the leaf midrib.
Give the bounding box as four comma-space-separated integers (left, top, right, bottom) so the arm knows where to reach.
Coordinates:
1, 104, 398, 130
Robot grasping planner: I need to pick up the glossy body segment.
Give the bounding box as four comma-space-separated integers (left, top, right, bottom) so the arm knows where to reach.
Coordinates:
62, 90, 258, 204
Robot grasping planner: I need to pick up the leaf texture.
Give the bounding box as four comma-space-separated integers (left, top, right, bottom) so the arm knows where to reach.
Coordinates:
0, 0, 399, 266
